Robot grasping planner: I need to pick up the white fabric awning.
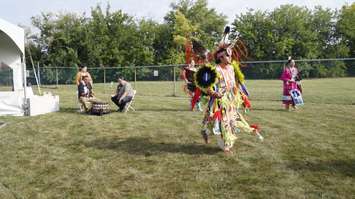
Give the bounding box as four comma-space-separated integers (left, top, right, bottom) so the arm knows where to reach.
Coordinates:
0, 18, 24, 55
0, 17, 25, 91
0, 18, 26, 116
0, 18, 60, 116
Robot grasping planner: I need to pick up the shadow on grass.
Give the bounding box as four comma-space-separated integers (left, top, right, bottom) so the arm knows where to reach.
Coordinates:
85, 137, 220, 155
135, 108, 192, 112
59, 107, 117, 114
287, 159, 355, 178
59, 107, 80, 113
60, 106, 192, 113
252, 107, 286, 112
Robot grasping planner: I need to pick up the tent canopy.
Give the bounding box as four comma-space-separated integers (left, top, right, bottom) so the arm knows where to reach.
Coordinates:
0, 18, 25, 91
0, 18, 59, 116
0, 18, 26, 115
0, 18, 24, 55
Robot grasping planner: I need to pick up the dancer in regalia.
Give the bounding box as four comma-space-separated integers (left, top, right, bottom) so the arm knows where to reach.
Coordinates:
181, 39, 211, 111
196, 26, 263, 153
198, 46, 239, 153
280, 57, 303, 110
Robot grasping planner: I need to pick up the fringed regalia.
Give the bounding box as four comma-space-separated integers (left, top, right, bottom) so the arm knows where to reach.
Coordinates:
195, 26, 263, 152
181, 39, 212, 111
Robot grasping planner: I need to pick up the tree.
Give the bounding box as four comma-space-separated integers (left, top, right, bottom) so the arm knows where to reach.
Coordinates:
337, 3, 355, 75
26, 1, 355, 80
233, 10, 274, 60
337, 3, 355, 57
163, 0, 227, 64
232, 4, 351, 78
31, 12, 86, 67
172, 10, 197, 46
170, 0, 226, 48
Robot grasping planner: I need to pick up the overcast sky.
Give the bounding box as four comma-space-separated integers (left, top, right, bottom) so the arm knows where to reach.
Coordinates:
0, 0, 354, 28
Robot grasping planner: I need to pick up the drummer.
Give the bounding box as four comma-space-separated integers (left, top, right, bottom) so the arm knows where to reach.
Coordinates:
78, 75, 101, 112
111, 77, 135, 112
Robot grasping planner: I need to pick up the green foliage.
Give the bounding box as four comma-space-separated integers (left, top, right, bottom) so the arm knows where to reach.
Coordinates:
31, 12, 85, 67
172, 11, 197, 46
165, 0, 227, 63
234, 5, 319, 60
25, 1, 355, 79
168, 0, 226, 49
337, 3, 355, 76
165, 48, 185, 65
233, 4, 355, 78
337, 3, 355, 56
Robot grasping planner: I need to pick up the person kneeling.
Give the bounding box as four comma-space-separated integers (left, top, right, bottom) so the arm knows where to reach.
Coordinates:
78, 75, 100, 113
111, 77, 134, 112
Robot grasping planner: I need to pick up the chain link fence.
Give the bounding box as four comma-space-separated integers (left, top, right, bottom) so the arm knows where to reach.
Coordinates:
0, 66, 13, 91
27, 65, 185, 84
242, 58, 355, 79
25, 64, 186, 97
21, 58, 355, 97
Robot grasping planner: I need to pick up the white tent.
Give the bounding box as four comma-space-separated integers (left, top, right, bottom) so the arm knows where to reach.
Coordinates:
0, 18, 59, 116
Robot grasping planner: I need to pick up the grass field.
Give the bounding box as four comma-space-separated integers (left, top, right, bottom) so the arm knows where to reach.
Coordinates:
0, 78, 355, 199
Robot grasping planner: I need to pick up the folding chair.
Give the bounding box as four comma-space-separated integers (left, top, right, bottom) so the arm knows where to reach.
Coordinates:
124, 90, 136, 113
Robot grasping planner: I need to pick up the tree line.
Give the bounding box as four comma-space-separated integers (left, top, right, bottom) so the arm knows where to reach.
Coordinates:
25, 0, 355, 81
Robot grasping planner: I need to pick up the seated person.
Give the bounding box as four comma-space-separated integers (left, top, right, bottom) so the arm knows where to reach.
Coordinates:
111, 77, 135, 112
75, 64, 93, 87
78, 75, 100, 112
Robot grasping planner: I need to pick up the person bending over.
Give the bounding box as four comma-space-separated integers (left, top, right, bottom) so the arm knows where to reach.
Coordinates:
111, 77, 135, 112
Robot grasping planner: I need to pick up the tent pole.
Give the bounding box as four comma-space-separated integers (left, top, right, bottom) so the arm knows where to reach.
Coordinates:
22, 56, 29, 116
27, 47, 41, 95
37, 62, 41, 86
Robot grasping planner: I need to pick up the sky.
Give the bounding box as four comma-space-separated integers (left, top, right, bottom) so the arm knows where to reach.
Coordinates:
0, 0, 354, 29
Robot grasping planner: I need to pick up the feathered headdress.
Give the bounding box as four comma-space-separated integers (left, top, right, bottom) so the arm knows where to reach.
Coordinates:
215, 26, 249, 64
217, 26, 250, 96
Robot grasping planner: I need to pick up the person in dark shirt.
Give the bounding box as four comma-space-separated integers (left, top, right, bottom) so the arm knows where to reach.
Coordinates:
78, 75, 100, 112
111, 77, 135, 112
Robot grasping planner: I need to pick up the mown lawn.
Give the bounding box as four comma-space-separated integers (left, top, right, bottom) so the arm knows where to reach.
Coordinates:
0, 78, 355, 199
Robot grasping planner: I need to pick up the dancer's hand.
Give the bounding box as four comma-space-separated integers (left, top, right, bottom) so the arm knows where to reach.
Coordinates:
213, 92, 222, 98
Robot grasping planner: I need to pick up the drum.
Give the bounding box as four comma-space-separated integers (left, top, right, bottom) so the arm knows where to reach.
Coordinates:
90, 102, 111, 115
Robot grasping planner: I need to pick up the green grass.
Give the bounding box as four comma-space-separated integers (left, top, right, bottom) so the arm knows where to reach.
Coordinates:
1, 78, 355, 199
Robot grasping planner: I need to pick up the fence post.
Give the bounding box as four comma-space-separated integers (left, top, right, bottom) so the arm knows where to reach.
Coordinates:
37, 62, 41, 86
134, 67, 137, 89
173, 66, 176, 97
55, 67, 59, 88
103, 67, 106, 85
